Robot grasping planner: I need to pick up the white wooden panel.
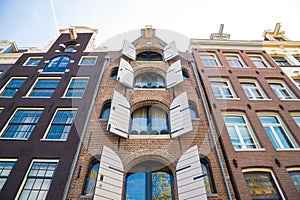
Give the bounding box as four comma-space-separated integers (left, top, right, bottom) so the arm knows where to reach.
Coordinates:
163, 41, 179, 61
166, 60, 184, 88
170, 92, 193, 138
122, 39, 136, 60
107, 91, 130, 138
94, 146, 124, 200
176, 146, 207, 200
117, 58, 134, 88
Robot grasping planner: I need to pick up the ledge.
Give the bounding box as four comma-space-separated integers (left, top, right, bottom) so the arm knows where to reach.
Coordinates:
129, 135, 170, 139
235, 148, 265, 152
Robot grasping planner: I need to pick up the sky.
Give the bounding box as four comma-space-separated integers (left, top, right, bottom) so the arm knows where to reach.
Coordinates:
1, 0, 300, 50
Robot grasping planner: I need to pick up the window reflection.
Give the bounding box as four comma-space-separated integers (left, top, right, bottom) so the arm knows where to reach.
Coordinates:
134, 72, 165, 89
83, 161, 100, 196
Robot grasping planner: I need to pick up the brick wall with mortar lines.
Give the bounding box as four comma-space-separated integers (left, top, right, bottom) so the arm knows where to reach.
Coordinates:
67, 50, 234, 200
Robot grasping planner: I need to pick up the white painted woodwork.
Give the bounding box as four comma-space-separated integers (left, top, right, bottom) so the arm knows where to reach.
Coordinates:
122, 39, 136, 60
163, 41, 179, 61
166, 60, 184, 88
117, 58, 134, 88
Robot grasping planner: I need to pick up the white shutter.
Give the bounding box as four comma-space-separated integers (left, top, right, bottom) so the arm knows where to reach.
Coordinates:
176, 146, 207, 200
122, 39, 136, 60
94, 146, 124, 200
117, 58, 134, 88
163, 41, 179, 61
170, 92, 193, 138
107, 91, 130, 138
166, 60, 184, 88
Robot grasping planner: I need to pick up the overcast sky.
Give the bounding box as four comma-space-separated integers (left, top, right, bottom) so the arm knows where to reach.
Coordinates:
1, 0, 299, 50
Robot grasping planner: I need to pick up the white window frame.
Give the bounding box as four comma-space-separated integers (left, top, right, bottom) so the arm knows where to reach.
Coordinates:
23, 57, 43, 66
272, 56, 291, 66
0, 107, 44, 140
224, 53, 247, 68
290, 112, 300, 128
239, 78, 268, 100
222, 112, 261, 150
258, 112, 298, 150
199, 52, 222, 67
15, 159, 59, 200
0, 158, 17, 190
242, 168, 285, 200
25, 77, 61, 98
267, 79, 297, 100
209, 78, 238, 99
0, 77, 27, 98
62, 77, 89, 98
42, 108, 78, 141
248, 54, 272, 68
78, 56, 98, 65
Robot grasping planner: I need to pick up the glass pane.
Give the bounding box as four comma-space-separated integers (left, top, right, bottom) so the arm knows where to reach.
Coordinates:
149, 107, 168, 133
226, 126, 241, 149
131, 107, 148, 133
201, 162, 213, 194
264, 127, 281, 149
152, 172, 172, 200
1, 89, 18, 97
239, 126, 256, 149
224, 116, 245, 124
0, 178, 6, 189
222, 88, 233, 98
81, 58, 96, 65
212, 88, 222, 98
273, 126, 293, 148
289, 171, 300, 193
126, 173, 146, 200
84, 162, 99, 196
35, 80, 59, 88
293, 116, 300, 127
100, 105, 111, 120
259, 116, 278, 124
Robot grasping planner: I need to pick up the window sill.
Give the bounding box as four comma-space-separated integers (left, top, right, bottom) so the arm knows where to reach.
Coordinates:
276, 148, 300, 152
129, 135, 170, 139
0, 137, 28, 141
235, 148, 265, 152
0, 96, 13, 98
203, 65, 224, 68
22, 96, 51, 99
61, 96, 83, 99
216, 98, 240, 100
80, 195, 93, 199
134, 88, 166, 90
207, 193, 218, 197
40, 139, 67, 142
248, 98, 272, 101
280, 99, 300, 101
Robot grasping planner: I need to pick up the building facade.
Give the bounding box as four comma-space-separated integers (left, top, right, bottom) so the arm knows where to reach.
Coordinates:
0, 27, 107, 199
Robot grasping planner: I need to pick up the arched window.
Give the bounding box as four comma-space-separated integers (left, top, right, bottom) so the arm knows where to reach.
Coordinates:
125, 161, 173, 199
200, 159, 216, 194
100, 102, 111, 120
182, 68, 190, 80
82, 161, 100, 197
44, 56, 71, 72
110, 67, 118, 79
64, 44, 76, 53
134, 72, 165, 89
130, 106, 169, 135
136, 51, 163, 61
189, 102, 199, 119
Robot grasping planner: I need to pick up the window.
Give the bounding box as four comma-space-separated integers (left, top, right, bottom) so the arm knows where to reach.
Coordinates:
272, 56, 290, 66
199, 53, 220, 67
182, 68, 190, 80
189, 102, 199, 119
130, 106, 169, 135
125, 161, 173, 200
17, 160, 58, 200
0, 159, 16, 190
27, 78, 60, 98
258, 114, 298, 149
64, 45, 76, 53
295, 79, 300, 88
43, 56, 71, 73
290, 112, 300, 128
0, 107, 3, 114
110, 68, 118, 79
100, 102, 111, 120
243, 169, 283, 200
0, 77, 26, 98
79, 56, 97, 65
24, 57, 43, 66
224, 54, 246, 68
223, 113, 260, 150
249, 55, 272, 68
136, 51, 163, 61
295, 56, 300, 63
64, 77, 88, 98
287, 168, 300, 193
82, 161, 99, 197
0, 108, 43, 139
44, 109, 77, 140
268, 80, 296, 100
210, 78, 237, 99
134, 72, 165, 89
201, 159, 216, 194
240, 79, 267, 100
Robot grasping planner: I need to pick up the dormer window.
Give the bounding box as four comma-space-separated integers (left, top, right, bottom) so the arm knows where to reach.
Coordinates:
136, 52, 162, 61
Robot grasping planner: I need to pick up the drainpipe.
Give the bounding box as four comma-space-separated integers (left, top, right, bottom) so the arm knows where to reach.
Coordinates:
189, 59, 233, 200
63, 55, 111, 199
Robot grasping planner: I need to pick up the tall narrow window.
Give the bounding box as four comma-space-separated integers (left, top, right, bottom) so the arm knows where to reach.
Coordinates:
223, 113, 260, 150
287, 168, 300, 193
199, 53, 220, 67
182, 68, 190, 80
243, 170, 283, 200
43, 56, 71, 73
64, 77, 89, 98
200, 159, 216, 194
272, 56, 290, 66
110, 68, 118, 79
189, 102, 199, 119
225, 54, 246, 68
27, 78, 60, 98
240, 79, 267, 100
100, 102, 111, 120
210, 78, 237, 99
18, 160, 58, 200
0, 159, 16, 190
249, 55, 272, 68
0, 77, 26, 98
268, 80, 296, 100
83, 161, 99, 197
44, 109, 77, 140
258, 114, 298, 149
1, 108, 43, 139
